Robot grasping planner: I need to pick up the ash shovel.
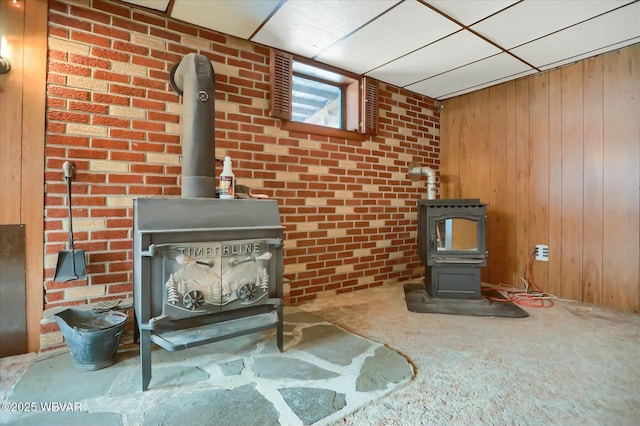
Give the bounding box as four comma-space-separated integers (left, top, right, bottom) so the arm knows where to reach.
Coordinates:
54, 161, 87, 282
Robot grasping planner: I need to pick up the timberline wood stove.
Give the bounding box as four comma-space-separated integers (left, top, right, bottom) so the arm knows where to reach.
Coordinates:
133, 53, 284, 391
418, 199, 487, 299
134, 198, 284, 391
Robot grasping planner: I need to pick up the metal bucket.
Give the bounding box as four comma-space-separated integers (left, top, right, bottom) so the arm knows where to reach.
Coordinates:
54, 309, 127, 371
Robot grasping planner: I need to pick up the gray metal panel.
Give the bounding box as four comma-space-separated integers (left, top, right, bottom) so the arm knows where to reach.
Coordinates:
134, 198, 283, 232
0, 224, 28, 357
426, 265, 482, 299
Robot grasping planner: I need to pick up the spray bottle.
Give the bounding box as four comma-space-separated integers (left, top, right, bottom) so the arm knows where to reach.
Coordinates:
219, 156, 235, 199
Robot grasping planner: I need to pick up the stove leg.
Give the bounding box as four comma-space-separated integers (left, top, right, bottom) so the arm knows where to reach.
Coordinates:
140, 329, 151, 391
276, 305, 283, 352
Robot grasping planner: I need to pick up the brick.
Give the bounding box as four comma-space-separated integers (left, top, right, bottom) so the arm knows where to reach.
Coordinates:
47, 98, 66, 109
199, 28, 226, 43
167, 42, 198, 55
92, 93, 129, 106
106, 196, 134, 207
68, 147, 108, 159
132, 77, 166, 90
93, 69, 130, 84
70, 31, 111, 48
49, 12, 92, 31
47, 110, 89, 123
109, 84, 145, 98
150, 27, 181, 42
48, 37, 90, 55
67, 75, 108, 92
132, 11, 165, 28
181, 34, 210, 51
48, 49, 67, 62
93, 0, 130, 18
132, 120, 165, 131
89, 160, 128, 173
111, 62, 148, 78
112, 41, 148, 56
91, 185, 126, 195
108, 105, 146, 119
91, 116, 129, 128
109, 129, 146, 140
148, 133, 179, 143
48, 61, 91, 77
69, 101, 108, 114
69, 54, 110, 69
131, 164, 163, 174
131, 55, 165, 70
69, 5, 111, 24
91, 47, 129, 62
132, 98, 164, 111
149, 70, 169, 80
150, 49, 182, 64
146, 153, 180, 165
111, 16, 147, 34
147, 111, 179, 122
147, 89, 179, 103
93, 23, 130, 41
65, 285, 105, 299
110, 151, 145, 162
131, 142, 164, 152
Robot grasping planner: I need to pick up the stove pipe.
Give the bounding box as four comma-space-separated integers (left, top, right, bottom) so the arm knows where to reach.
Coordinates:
170, 53, 216, 198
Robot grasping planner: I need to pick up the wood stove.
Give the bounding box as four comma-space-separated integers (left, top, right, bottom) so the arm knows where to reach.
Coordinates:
134, 198, 284, 391
131, 53, 287, 391
417, 199, 487, 299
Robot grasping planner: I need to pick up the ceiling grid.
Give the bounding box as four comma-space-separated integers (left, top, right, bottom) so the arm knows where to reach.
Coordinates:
121, 0, 640, 100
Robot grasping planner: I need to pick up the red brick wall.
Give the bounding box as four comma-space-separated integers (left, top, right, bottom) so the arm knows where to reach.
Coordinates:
43, 0, 440, 341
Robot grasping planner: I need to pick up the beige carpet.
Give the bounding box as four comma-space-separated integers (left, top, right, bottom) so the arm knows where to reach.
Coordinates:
300, 283, 640, 426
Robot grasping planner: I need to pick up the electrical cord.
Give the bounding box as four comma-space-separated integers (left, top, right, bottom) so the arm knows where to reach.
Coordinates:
481, 248, 556, 308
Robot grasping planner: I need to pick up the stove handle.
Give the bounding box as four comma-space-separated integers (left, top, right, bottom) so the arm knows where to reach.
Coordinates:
141, 244, 157, 258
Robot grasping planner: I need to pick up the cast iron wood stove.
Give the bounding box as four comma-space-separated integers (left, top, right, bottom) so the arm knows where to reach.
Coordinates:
134, 198, 284, 391
133, 53, 284, 391
417, 199, 487, 299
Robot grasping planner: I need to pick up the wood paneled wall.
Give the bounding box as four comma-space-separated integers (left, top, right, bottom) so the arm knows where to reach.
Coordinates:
0, 0, 47, 351
441, 44, 640, 313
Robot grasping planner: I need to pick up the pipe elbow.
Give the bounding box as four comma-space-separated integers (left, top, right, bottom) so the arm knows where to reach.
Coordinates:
409, 166, 435, 179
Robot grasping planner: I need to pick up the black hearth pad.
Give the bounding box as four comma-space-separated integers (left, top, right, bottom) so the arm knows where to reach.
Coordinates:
403, 283, 529, 318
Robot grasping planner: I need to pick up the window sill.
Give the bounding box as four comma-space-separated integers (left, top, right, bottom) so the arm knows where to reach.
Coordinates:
282, 121, 366, 141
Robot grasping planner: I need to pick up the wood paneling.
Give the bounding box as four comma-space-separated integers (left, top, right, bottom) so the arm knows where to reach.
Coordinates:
0, 0, 47, 351
582, 56, 604, 305
560, 63, 584, 301
602, 47, 640, 311
440, 44, 640, 312
0, 0, 24, 224
528, 74, 549, 291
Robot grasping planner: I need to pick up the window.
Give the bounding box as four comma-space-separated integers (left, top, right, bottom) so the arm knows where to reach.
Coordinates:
269, 49, 378, 140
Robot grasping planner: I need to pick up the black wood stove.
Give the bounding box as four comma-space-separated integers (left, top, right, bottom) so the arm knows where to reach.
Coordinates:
417, 199, 487, 299
132, 53, 284, 391
134, 198, 284, 391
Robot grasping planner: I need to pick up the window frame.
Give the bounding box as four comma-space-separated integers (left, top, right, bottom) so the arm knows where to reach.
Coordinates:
269, 49, 378, 141
291, 72, 347, 130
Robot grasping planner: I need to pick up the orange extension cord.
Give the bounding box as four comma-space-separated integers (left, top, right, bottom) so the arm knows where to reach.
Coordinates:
481, 248, 555, 308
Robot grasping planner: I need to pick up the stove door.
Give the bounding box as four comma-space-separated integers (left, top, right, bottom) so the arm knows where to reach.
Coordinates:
156, 239, 278, 319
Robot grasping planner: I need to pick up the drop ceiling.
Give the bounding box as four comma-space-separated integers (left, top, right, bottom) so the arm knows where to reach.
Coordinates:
122, 0, 640, 100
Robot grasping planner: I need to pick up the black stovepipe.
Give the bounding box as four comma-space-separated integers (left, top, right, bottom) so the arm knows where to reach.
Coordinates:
170, 53, 216, 198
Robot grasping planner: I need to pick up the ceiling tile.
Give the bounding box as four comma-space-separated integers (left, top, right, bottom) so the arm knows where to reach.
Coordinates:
366, 30, 500, 87
252, 0, 400, 58
316, 0, 461, 74
426, 0, 517, 25
121, 0, 170, 12
539, 38, 640, 71
511, 1, 640, 68
171, 0, 281, 39
473, 0, 636, 49
405, 53, 532, 99
438, 69, 537, 99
